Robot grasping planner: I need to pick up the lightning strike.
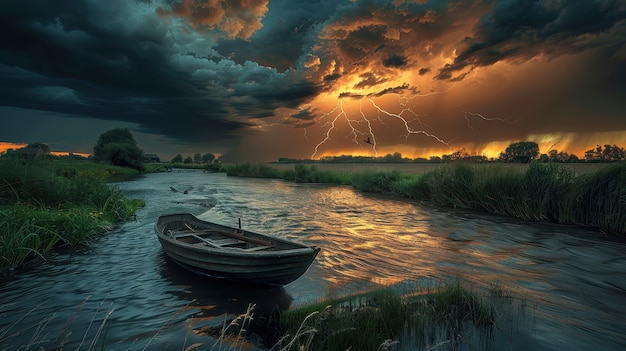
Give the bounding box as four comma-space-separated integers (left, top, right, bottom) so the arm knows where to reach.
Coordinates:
310, 96, 452, 158
311, 102, 344, 158
368, 98, 451, 147
359, 98, 377, 156
463, 111, 515, 129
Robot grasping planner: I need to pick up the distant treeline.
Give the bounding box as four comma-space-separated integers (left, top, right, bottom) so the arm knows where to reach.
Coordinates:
277, 142, 626, 164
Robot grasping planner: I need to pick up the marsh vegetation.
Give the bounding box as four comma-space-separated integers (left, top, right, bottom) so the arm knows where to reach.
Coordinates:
271, 282, 504, 351
0, 157, 144, 274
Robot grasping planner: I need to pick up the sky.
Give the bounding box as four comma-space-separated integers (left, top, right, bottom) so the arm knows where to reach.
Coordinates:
1, 0, 625, 162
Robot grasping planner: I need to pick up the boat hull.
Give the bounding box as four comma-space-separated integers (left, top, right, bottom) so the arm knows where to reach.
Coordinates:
155, 213, 320, 286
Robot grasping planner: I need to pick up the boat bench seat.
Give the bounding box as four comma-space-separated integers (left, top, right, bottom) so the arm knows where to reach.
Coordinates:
243, 245, 274, 252
211, 238, 244, 247
172, 232, 244, 247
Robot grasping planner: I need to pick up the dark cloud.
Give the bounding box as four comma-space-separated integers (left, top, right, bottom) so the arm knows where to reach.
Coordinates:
354, 72, 389, 89
164, 0, 269, 39
212, 0, 329, 71
382, 54, 406, 68
1, 0, 624, 161
368, 83, 411, 98
436, 0, 626, 80
0, 0, 320, 148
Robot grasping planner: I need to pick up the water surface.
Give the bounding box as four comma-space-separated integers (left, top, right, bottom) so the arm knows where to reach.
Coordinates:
1, 170, 624, 350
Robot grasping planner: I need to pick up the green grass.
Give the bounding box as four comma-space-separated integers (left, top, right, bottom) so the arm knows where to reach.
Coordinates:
225, 163, 352, 184
0, 157, 144, 274
274, 283, 498, 351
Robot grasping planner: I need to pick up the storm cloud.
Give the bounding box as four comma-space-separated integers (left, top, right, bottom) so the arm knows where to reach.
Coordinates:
1, 0, 625, 161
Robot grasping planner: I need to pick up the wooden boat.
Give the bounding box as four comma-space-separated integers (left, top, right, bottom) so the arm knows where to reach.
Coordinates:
155, 213, 320, 286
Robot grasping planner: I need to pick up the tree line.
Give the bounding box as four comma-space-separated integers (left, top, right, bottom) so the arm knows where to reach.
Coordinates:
170, 153, 222, 165
279, 142, 626, 164
1, 128, 222, 171
3, 130, 625, 168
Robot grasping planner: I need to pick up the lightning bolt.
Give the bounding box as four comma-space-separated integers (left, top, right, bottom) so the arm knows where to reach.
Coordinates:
310, 93, 452, 159
463, 111, 517, 129
359, 98, 377, 156
311, 101, 344, 158
368, 98, 450, 146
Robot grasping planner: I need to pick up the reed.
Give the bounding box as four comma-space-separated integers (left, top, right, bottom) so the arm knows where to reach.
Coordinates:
572, 162, 626, 233
352, 170, 403, 193
225, 163, 283, 178
0, 160, 144, 273
275, 283, 499, 351
226, 163, 353, 184
0, 208, 58, 270
0, 298, 114, 351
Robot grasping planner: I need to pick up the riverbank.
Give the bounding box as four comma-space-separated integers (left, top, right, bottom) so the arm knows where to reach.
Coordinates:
0, 157, 144, 274
2, 167, 624, 350
204, 282, 511, 351
225, 161, 626, 235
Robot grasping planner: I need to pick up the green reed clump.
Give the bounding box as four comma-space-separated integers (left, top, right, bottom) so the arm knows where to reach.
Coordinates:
351, 170, 403, 193
0, 208, 58, 270
225, 163, 283, 178
226, 163, 352, 184
277, 290, 405, 351
396, 162, 625, 234
412, 164, 480, 208
287, 164, 352, 184
276, 284, 497, 351
0, 160, 144, 273
428, 283, 495, 330
571, 162, 626, 233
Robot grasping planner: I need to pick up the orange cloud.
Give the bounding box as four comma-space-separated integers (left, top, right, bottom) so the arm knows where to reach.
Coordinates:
166, 0, 269, 40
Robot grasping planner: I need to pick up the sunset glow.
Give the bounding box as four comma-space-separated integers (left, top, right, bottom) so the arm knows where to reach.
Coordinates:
1, 1, 624, 162
0, 142, 27, 154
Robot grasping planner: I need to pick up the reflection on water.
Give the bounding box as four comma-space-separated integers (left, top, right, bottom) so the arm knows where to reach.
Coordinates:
1, 170, 625, 350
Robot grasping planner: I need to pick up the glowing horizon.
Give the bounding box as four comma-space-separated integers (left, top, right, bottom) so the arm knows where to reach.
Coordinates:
1, 1, 625, 162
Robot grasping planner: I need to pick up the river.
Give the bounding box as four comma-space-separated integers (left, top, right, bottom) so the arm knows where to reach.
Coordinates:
1, 170, 625, 350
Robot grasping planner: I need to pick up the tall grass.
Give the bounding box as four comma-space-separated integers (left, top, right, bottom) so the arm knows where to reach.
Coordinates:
410, 162, 626, 234
226, 163, 352, 184
0, 158, 144, 274
274, 283, 499, 351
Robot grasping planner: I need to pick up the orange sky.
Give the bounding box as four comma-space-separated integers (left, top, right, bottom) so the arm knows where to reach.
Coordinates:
1, 1, 624, 162
0, 142, 90, 158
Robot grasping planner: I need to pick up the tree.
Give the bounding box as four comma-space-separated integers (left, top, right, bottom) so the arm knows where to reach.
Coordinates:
194, 153, 202, 164
25, 142, 51, 155
602, 144, 624, 162
499, 141, 539, 163
202, 153, 215, 164
584, 144, 625, 162
183, 156, 193, 164
93, 128, 144, 171
171, 154, 183, 163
